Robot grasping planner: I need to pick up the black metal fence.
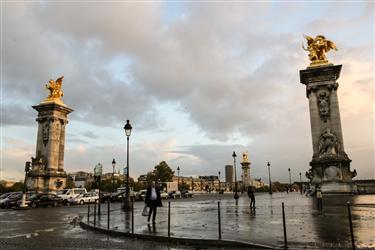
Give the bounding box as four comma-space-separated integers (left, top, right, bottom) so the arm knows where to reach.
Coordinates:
85, 199, 358, 250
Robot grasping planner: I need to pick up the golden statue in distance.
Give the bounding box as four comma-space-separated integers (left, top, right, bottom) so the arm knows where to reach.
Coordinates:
303, 35, 337, 67
43, 76, 65, 105
242, 151, 250, 163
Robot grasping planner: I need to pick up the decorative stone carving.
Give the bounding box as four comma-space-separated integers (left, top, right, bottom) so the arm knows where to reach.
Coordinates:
318, 91, 330, 122
319, 128, 339, 157
305, 169, 313, 180
324, 166, 340, 181
42, 121, 50, 146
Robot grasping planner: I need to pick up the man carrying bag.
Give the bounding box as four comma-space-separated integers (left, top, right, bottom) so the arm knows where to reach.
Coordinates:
145, 181, 162, 224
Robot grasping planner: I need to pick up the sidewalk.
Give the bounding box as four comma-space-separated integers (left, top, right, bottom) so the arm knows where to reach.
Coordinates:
84, 192, 375, 249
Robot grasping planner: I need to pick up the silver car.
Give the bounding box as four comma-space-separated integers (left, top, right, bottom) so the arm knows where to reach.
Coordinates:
69, 192, 99, 205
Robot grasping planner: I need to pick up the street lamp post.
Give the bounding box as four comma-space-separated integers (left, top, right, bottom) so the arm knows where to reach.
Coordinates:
267, 162, 272, 195
233, 151, 239, 200
299, 172, 302, 194
177, 166, 180, 191
191, 176, 194, 191
218, 171, 221, 194
112, 159, 116, 193
288, 168, 291, 192
123, 120, 132, 210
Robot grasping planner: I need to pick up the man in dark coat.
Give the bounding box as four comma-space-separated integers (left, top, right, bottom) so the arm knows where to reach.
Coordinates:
145, 181, 162, 224
247, 186, 255, 210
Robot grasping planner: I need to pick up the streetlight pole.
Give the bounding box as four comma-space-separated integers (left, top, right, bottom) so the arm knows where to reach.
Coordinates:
177, 166, 180, 191
233, 151, 239, 200
299, 172, 302, 195
191, 176, 194, 191
218, 171, 221, 194
112, 159, 116, 193
123, 120, 132, 210
267, 162, 272, 195
288, 168, 291, 192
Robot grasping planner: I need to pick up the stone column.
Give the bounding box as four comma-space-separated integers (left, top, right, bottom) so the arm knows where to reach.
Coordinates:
300, 64, 356, 193
28, 102, 73, 192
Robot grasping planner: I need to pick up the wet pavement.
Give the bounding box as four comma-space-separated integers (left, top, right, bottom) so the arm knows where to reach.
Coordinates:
0, 202, 237, 250
0, 192, 374, 249
90, 192, 375, 249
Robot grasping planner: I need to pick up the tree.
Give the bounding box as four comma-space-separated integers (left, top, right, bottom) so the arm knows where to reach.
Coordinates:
65, 178, 76, 189
147, 161, 174, 183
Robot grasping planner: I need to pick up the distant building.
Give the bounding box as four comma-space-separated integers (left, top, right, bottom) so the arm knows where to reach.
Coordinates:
68, 171, 93, 188
225, 165, 234, 184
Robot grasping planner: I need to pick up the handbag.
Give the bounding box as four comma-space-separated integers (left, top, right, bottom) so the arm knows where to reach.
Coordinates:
142, 205, 148, 216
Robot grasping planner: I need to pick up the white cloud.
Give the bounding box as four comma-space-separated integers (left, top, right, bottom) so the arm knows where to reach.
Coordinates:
1, 2, 374, 182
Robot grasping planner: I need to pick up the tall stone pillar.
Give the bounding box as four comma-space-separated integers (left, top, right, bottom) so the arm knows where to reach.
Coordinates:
26, 76, 73, 192
240, 152, 252, 187
300, 65, 357, 193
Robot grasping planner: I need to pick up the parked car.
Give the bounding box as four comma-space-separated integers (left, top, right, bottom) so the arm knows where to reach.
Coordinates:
69, 192, 99, 205
0, 192, 23, 208
168, 190, 182, 199
182, 190, 193, 198
57, 188, 87, 205
160, 191, 169, 199
135, 189, 147, 201
29, 193, 63, 208
100, 192, 112, 203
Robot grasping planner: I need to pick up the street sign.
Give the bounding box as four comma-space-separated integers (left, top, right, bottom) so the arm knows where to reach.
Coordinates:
94, 163, 103, 176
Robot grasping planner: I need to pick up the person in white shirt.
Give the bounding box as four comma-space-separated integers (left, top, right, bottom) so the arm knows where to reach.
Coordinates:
145, 181, 162, 224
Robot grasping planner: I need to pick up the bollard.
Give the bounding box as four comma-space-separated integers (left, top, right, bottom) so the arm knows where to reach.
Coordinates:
87, 204, 90, 224
218, 201, 222, 240
282, 202, 287, 249
347, 202, 355, 250
107, 199, 110, 230
94, 202, 97, 226
168, 201, 171, 237
131, 202, 134, 233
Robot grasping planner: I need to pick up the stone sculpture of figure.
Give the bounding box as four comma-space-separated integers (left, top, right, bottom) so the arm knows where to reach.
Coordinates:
319, 128, 338, 156
45, 76, 64, 99
318, 91, 330, 122
242, 151, 249, 162
302, 35, 337, 65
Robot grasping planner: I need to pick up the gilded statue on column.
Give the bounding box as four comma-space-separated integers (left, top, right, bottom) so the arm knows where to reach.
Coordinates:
43, 76, 65, 105
242, 151, 250, 163
302, 35, 337, 67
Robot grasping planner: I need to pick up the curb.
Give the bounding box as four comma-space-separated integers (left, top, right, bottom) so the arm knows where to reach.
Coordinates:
79, 221, 276, 249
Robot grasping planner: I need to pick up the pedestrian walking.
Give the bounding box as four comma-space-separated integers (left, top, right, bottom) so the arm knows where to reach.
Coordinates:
247, 186, 255, 210
145, 181, 162, 224
316, 186, 323, 210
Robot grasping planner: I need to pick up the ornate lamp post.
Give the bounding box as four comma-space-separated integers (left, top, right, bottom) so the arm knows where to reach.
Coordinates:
267, 162, 272, 195
112, 159, 116, 193
123, 120, 132, 210
177, 166, 180, 191
218, 171, 221, 194
233, 151, 239, 200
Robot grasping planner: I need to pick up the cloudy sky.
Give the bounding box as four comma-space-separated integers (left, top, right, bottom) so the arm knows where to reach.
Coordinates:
1, 1, 374, 183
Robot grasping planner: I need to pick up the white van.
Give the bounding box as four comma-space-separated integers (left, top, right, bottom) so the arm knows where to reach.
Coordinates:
57, 188, 87, 205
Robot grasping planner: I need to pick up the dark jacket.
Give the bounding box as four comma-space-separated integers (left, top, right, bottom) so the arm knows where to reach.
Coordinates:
247, 187, 255, 199
145, 186, 162, 207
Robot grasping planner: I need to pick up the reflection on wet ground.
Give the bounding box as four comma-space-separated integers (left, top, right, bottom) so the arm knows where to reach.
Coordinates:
89, 193, 375, 249
0, 192, 374, 249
